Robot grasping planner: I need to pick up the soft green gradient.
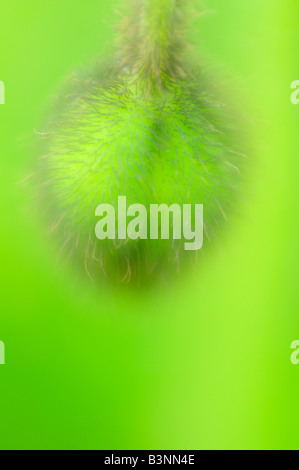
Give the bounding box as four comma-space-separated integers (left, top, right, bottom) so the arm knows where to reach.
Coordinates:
0, 0, 298, 450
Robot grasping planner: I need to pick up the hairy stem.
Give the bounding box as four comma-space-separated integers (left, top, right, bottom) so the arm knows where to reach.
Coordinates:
119, 0, 188, 94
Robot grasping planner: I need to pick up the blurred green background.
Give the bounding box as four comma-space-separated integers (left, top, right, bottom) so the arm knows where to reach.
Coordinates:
0, 0, 298, 450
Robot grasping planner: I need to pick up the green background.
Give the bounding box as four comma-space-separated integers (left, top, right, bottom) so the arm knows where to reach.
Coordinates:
0, 0, 299, 450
